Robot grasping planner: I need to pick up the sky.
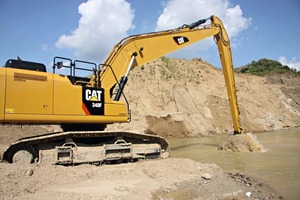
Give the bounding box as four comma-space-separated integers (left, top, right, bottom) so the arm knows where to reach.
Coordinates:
0, 0, 299, 72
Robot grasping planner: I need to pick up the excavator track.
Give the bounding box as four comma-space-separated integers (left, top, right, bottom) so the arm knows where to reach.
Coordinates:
2, 131, 169, 165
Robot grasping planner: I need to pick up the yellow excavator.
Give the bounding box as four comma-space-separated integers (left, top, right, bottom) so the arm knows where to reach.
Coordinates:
0, 15, 242, 165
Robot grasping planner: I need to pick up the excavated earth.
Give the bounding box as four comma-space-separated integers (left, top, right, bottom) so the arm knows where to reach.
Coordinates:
107, 58, 300, 137
1, 58, 299, 199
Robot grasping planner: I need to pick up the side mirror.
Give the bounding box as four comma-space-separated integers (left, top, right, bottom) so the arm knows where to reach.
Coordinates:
56, 61, 64, 69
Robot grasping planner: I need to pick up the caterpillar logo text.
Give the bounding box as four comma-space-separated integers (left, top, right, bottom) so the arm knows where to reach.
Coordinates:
85, 89, 102, 101
173, 36, 189, 45
82, 87, 105, 115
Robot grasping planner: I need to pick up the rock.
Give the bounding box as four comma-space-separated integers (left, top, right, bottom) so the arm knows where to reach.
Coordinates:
219, 190, 243, 200
26, 169, 34, 176
201, 173, 211, 180
162, 188, 170, 193
246, 192, 252, 198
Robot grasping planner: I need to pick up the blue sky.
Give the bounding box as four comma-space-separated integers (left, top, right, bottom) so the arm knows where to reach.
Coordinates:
0, 0, 299, 71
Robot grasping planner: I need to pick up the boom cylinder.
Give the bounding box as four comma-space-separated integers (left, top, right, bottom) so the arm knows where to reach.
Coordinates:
114, 52, 137, 101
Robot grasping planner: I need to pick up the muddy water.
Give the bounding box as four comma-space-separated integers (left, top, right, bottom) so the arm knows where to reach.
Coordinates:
169, 130, 300, 200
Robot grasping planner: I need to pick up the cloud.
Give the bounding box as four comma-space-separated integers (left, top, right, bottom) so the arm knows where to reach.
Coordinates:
55, 0, 134, 62
279, 56, 300, 71
156, 0, 251, 36
155, 0, 251, 60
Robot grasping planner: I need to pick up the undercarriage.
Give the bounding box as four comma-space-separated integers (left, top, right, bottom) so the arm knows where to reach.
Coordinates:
2, 131, 169, 165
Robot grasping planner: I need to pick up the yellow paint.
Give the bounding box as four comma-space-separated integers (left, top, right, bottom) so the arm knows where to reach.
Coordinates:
0, 69, 5, 120
90, 96, 99, 101
5, 68, 53, 115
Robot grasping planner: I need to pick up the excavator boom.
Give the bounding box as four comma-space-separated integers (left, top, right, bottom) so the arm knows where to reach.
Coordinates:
89, 15, 242, 134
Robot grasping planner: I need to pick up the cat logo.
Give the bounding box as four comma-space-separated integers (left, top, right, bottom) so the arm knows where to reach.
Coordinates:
82, 87, 105, 115
173, 36, 189, 45
85, 89, 102, 101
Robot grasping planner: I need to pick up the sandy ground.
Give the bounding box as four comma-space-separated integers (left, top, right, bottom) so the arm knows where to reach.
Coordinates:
0, 158, 282, 200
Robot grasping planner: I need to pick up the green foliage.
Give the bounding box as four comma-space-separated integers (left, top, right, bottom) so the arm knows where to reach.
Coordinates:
236, 58, 299, 76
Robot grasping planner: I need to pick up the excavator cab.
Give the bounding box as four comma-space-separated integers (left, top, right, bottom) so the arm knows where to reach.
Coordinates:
4, 56, 97, 86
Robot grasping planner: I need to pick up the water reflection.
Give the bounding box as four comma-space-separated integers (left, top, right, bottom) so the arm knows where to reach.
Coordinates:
169, 130, 300, 200
171, 142, 219, 151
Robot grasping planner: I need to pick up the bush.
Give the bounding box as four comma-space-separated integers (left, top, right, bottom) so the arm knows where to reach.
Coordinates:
235, 58, 299, 76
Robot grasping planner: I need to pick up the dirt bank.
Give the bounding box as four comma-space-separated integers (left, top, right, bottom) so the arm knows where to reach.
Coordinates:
0, 158, 282, 200
107, 58, 300, 137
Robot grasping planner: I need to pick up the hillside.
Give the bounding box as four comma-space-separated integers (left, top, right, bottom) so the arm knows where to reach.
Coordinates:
107, 57, 300, 137
236, 58, 299, 76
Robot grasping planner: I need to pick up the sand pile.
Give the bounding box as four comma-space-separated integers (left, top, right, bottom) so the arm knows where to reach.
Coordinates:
144, 114, 190, 138
218, 132, 265, 152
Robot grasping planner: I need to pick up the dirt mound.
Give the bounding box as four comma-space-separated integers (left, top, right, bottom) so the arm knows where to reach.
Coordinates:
145, 114, 190, 138
107, 58, 300, 136
218, 132, 265, 152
